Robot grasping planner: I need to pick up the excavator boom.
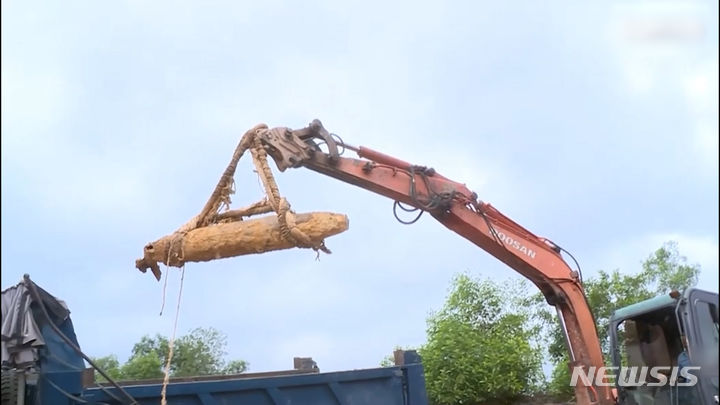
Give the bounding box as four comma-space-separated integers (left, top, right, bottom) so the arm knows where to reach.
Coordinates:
259, 120, 614, 405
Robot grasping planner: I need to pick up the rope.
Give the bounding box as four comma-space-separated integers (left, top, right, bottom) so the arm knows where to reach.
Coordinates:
158, 239, 176, 316
184, 123, 324, 250
213, 200, 273, 223
160, 265, 186, 405
249, 136, 329, 253
194, 124, 265, 228
159, 268, 170, 316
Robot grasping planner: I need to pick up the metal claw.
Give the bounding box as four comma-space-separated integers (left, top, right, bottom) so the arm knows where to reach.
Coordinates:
258, 119, 341, 171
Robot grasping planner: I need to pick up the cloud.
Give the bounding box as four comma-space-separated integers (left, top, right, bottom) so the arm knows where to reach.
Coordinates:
606, 0, 718, 172
0, 64, 73, 141
0, 58, 158, 223
607, 3, 709, 93
2, 136, 155, 223
683, 58, 719, 169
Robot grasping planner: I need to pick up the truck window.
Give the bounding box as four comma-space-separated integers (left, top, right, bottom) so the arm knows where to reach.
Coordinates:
692, 300, 719, 392
611, 305, 700, 405
614, 318, 677, 405
693, 300, 719, 348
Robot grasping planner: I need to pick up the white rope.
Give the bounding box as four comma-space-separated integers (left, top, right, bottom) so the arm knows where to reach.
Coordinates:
160, 265, 186, 405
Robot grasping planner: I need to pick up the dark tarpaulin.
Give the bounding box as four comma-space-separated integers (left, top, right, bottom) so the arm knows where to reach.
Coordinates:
1, 278, 84, 373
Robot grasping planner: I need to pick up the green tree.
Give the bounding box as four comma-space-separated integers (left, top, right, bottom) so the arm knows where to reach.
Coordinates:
93, 327, 249, 381
89, 355, 122, 383
121, 351, 164, 380
537, 241, 701, 399
222, 360, 249, 374
419, 274, 544, 405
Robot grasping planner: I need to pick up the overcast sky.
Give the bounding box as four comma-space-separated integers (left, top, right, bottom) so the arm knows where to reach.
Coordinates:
2, 0, 718, 374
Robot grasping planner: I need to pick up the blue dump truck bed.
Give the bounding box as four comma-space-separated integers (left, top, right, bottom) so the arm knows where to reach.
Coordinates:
82, 352, 428, 405
2, 276, 430, 405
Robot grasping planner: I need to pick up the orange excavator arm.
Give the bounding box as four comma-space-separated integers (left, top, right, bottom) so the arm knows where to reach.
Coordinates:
259, 120, 614, 405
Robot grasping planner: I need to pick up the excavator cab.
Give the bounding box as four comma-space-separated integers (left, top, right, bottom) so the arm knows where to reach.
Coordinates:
609, 288, 719, 405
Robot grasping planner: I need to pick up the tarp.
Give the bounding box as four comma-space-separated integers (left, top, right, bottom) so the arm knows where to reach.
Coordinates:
1, 279, 70, 370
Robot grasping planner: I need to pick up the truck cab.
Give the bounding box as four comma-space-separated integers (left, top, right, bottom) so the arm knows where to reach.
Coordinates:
609, 288, 719, 405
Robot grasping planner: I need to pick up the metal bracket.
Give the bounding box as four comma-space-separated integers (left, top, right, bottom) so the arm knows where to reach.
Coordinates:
258, 119, 340, 172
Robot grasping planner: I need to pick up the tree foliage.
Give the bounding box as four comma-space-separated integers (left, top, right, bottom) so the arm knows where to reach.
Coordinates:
538, 241, 701, 399
91, 327, 248, 382
419, 274, 544, 404
90, 354, 124, 381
